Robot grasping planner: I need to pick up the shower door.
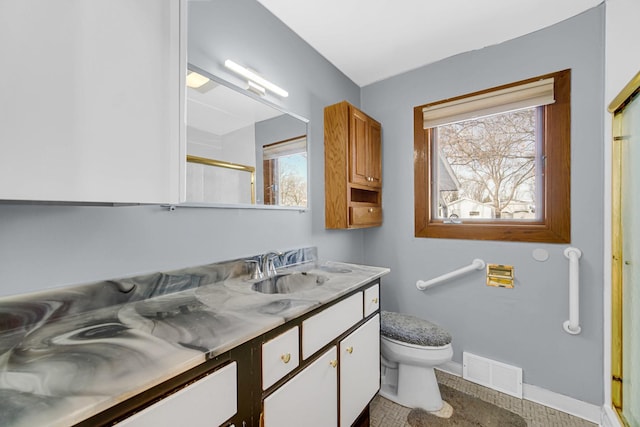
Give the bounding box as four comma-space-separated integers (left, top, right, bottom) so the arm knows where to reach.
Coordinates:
611, 72, 640, 427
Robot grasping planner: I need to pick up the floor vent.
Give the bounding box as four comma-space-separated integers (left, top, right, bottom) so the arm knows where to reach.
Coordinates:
462, 352, 523, 398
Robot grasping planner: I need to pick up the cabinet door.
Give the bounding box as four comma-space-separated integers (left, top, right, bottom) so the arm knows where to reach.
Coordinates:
118, 362, 237, 427
0, 0, 186, 204
349, 107, 381, 189
367, 119, 382, 187
263, 347, 338, 427
339, 314, 380, 427
350, 107, 372, 186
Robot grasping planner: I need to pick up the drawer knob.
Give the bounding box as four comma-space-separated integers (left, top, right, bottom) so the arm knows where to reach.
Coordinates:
368, 208, 374, 213
372, 298, 379, 304
281, 353, 291, 364
329, 359, 338, 368
346, 346, 354, 354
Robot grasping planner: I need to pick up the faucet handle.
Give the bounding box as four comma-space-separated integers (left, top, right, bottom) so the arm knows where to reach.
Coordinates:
265, 258, 278, 277
246, 260, 263, 280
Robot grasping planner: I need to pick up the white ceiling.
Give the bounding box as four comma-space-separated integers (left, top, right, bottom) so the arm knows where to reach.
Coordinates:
257, 0, 602, 87
187, 83, 282, 136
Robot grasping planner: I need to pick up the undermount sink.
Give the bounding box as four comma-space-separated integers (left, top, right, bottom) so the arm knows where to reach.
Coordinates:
252, 272, 328, 294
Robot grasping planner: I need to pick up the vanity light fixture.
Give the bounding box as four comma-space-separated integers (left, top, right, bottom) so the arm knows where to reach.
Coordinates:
224, 59, 289, 98
247, 80, 266, 97
186, 70, 210, 89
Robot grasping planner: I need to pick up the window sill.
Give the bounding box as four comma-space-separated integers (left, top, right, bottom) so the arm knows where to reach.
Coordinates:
416, 221, 570, 243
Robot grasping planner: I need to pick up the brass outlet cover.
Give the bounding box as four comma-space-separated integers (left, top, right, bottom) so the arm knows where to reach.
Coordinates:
486, 264, 514, 288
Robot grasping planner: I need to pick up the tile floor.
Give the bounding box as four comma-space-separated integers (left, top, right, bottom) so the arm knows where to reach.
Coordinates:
370, 370, 599, 427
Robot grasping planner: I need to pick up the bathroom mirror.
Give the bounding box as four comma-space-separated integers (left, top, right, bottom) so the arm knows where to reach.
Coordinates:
184, 65, 309, 209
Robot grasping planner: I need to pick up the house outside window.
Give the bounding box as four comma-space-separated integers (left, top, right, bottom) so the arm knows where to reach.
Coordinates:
414, 69, 571, 242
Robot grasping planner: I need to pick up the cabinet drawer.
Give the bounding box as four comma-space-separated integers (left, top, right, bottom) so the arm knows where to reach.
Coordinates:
262, 326, 299, 390
364, 283, 380, 317
302, 293, 363, 359
117, 362, 237, 427
350, 206, 382, 226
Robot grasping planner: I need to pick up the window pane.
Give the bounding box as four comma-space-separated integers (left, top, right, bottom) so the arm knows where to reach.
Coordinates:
263, 150, 307, 207
277, 152, 307, 206
433, 107, 541, 221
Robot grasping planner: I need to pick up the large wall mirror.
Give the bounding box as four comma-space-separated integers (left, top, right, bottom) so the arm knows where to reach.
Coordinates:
184, 65, 309, 209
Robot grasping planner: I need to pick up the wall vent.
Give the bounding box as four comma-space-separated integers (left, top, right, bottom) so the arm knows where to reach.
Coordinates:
462, 352, 523, 398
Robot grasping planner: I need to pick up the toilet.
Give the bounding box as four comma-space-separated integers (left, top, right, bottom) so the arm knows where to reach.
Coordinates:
379, 311, 453, 413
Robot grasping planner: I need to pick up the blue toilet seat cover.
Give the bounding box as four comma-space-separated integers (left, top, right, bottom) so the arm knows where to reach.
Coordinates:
381, 311, 452, 347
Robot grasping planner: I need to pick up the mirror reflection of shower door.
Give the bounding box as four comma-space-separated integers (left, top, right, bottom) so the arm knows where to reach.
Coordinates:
611, 73, 640, 427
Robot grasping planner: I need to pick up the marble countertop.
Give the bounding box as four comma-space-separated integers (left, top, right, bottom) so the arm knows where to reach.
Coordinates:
0, 255, 389, 427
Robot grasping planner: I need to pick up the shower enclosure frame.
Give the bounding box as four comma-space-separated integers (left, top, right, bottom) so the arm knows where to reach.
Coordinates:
609, 70, 640, 427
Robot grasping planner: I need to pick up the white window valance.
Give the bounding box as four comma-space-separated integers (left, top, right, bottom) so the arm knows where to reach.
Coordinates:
263, 136, 306, 160
423, 78, 555, 128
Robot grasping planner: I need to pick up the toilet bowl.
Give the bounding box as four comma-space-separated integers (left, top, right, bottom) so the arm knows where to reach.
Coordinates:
379, 311, 453, 412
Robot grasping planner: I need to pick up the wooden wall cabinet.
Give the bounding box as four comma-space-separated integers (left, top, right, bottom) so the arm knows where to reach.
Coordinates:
325, 101, 382, 229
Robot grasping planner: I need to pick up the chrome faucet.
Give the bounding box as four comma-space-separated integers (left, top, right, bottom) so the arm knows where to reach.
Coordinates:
261, 251, 282, 277
246, 259, 263, 280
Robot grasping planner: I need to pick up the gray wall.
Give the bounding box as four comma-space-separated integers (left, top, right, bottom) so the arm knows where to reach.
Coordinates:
0, 0, 363, 297
361, 7, 605, 404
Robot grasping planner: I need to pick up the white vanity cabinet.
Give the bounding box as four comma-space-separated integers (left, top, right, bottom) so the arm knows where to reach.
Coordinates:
117, 362, 237, 427
66, 278, 385, 427
262, 281, 381, 426
0, 0, 186, 204
339, 314, 381, 427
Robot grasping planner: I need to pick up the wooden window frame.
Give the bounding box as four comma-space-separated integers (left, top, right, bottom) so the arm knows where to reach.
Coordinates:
414, 69, 571, 242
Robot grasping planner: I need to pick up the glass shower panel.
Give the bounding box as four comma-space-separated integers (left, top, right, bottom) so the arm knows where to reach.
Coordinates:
621, 92, 640, 427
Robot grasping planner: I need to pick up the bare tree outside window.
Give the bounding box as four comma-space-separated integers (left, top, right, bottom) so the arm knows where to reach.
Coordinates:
435, 107, 539, 220
278, 154, 308, 206
264, 152, 307, 207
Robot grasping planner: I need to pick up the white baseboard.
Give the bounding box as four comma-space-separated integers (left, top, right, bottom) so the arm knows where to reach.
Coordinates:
436, 361, 601, 424
600, 405, 623, 427
523, 383, 601, 424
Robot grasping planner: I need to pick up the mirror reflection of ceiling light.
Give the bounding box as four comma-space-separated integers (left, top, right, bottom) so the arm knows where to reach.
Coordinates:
224, 59, 289, 98
186, 71, 210, 89
186, 70, 218, 94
